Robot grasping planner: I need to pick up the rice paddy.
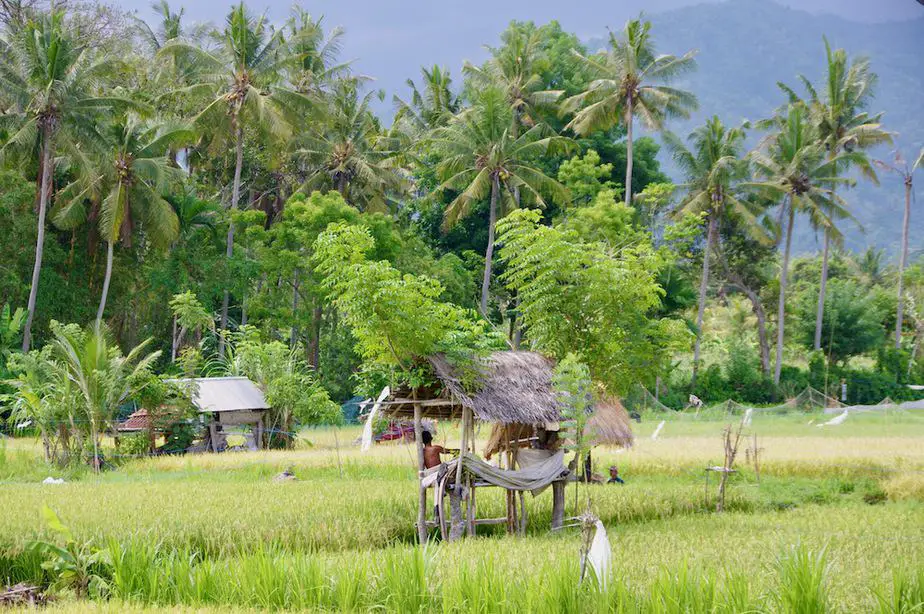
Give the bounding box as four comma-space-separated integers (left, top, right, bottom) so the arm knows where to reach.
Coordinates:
2, 410, 923, 612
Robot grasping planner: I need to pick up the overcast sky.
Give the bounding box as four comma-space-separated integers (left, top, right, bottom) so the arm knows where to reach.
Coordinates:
121, 0, 924, 113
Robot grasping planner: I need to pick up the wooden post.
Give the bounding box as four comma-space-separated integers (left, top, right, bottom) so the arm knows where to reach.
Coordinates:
551, 480, 565, 530
449, 486, 464, 541
413, 399, 427, 546
208, 421, 219, 453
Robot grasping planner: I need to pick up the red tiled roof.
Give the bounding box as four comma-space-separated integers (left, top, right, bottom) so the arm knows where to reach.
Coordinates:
118, 409, 151, 432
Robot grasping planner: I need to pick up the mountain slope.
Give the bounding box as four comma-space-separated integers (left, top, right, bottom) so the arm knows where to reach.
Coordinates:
589, 0, 924, 255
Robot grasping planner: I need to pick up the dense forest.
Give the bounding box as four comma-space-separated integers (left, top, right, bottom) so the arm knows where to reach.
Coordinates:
1, 0, 923, 457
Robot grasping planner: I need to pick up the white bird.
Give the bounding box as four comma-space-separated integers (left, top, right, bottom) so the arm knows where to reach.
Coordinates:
651, 420, 666, 440
818, 410, 848, 427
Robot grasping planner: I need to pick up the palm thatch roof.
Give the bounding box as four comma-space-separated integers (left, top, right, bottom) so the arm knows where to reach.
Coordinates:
384, 351, 633, 447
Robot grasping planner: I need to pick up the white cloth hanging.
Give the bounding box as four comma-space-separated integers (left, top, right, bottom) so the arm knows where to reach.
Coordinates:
360, 387, 390, 452
651, 420, 666, 440
586, 520, 611, 590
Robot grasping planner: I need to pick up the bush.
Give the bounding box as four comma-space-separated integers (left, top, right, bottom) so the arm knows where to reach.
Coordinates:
118, 433, 151, 458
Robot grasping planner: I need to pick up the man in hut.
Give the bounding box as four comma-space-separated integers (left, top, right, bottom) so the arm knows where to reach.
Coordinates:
422, 430, 447, 469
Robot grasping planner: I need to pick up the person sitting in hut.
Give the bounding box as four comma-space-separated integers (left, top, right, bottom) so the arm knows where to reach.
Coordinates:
422, 430, 447, 469
607, 465, 625, 485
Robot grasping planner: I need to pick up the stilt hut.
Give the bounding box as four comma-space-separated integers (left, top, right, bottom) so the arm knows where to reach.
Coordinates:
381, 351, 633, 542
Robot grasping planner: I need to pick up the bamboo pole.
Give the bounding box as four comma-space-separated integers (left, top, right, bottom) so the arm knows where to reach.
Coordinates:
413, 398, 427, 545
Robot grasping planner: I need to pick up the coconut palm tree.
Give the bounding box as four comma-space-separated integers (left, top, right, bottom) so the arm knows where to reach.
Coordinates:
51, 321, 160, 471
285, 7, 350, 97
563, 17, 697, 206
392, 65, 459, 138
53, 116, 194, 322
464, 23, 558, 139
430, 87, 571, 315
875, 148, 924, 348
748, 105, 861, 385
158, 3, 313, 356
780, 38, 892, 350
0, 10, 127, 351
665, 116, 763, 387
133, 0, 186, 53
298, 80, 403, 211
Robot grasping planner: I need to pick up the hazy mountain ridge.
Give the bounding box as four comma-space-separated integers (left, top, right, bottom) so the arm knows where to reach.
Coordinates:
587, 0, 924, 256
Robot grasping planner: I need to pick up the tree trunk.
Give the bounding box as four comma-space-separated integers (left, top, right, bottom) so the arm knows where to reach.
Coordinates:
309, 304, 322, 369
23, 124, 55, 352
813, 227, 831, 350
337, 173, 348, 199
290, 269, 300, 348
896, 178, 912, 348
171, 315, 178, 362
480, 175, 500, 316
96, 241, 114, 324
691, 212, 717, 389
624, 99, 634, 207
774, 200, 795, 386
745, 286, 771, 376
218, 124, 244, 358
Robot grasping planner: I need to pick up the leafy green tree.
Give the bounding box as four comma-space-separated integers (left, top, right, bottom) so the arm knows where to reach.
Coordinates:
222, 327, 339, 447
556, 149, 617, 206
563, 17, 697, 206
665, 116, 760, 387
168, 291, 213, 362
430, 86, 571, 314
0, 10, 127, 350
313, 223, 501, 389
798, 279, 883, 366
497, 208, 688, 395
748, 105, 861, 385
780, 38, 892, 351
54, 116, 193, 322
158, 3, 312, 354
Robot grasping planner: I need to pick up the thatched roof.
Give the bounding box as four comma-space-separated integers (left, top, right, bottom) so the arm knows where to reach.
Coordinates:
384, 351, 633, 447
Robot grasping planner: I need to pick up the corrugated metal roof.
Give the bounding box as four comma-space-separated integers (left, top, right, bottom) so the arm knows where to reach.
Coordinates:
174, 377, 270, 413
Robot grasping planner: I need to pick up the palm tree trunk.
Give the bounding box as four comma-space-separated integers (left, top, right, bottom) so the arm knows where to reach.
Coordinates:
23, 124, 54, 352
218, 124, 244, 358
813, 227, 831, 350
691, 212, 717, 389
624, 100, 634, 207
481, 175, 500, 316
96, 241, 114, 324
774, 200, 795, 386
896, 178, 912, 348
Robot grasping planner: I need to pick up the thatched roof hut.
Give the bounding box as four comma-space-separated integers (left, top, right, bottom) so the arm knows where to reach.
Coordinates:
383, 351, 633, 450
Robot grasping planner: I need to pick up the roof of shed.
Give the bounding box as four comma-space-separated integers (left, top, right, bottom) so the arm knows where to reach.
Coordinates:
174, 377, 270, 413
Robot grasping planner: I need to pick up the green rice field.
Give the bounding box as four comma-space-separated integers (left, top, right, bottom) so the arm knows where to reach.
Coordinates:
2, 410, 923, 612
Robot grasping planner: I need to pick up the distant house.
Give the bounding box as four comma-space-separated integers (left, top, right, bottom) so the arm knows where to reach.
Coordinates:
176, 377, 271, 452
117, 409, 152, 433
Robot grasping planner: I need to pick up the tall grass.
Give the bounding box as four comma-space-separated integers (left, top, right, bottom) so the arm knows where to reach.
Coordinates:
775, 543, 831, 614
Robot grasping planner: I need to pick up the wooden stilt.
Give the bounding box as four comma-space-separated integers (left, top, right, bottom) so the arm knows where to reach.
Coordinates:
551, 480, 565, 530
413, 399, 427, 545
449, 485, 464, 541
